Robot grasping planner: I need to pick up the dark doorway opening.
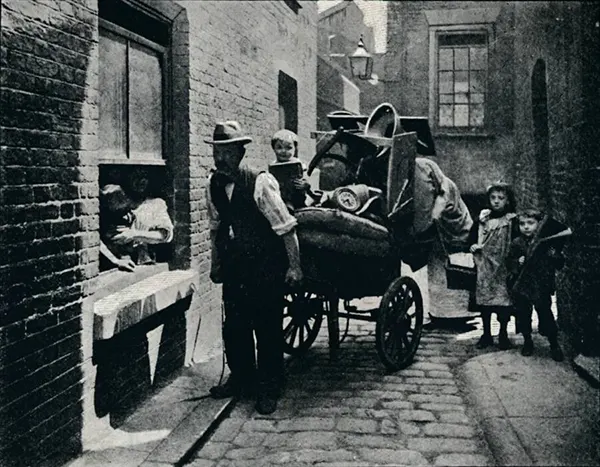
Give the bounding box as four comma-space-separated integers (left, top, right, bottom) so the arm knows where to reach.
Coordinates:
531, 59, 552, 211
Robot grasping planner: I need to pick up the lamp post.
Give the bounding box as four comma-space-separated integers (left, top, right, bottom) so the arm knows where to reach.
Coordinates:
348, 36, 373, 80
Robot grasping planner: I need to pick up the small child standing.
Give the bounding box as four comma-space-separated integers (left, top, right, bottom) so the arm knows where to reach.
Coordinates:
269, 129, 311, 211
470, 182, 519, 350
506, 209, 565, 361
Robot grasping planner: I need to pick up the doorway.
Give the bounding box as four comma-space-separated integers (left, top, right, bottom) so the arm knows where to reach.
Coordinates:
531, 59, 552, 211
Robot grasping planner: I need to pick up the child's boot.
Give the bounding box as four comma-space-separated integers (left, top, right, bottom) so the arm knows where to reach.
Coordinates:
549, 339, 564, 362
476, 334, 493, 349
521, 335, 534, 356
498, 328, 513, 350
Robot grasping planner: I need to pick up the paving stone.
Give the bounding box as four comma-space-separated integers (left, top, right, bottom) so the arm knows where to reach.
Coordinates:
385, 369, 426, 378
438, 412, 474, 425
224, 446, 267, 460
397, 421, 421, 435
408, 394, 464, 404
395, 410, 436, 422
434, 453, 491, 465
357, 448, 430, 465
427, 370, 455, 379
420, 403, 466, 412
418, 385, 460, 395
404, 377, 456, 386
409, 362, 451, 371
380, 400, 414, 410
186, 459, 216, 467
277, 417, 335, 432
286, 431, 338, 449
231, 431, 267, 446
340, 433, 406, 449
336, 417, 379, 433
193, 441, 232, 460
362, 409, 391, 419
265, 449, 357, 464
205, 418, 244, 442
344, 397, 379, 408
381, 419, 397, 434
241, 419, 277, 432
407, 438, 479, 452
381, 383, 421, 392
423, 423, 476, 438
297, 406, 366, 417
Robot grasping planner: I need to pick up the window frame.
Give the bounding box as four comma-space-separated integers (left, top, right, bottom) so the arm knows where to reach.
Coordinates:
428, 23, 494, 135
98, 18, 169, 166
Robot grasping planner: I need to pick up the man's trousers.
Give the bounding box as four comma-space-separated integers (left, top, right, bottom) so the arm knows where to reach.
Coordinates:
222, 278, 285, 396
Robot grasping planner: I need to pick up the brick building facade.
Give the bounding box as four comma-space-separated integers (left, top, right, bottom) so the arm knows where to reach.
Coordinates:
0, 0, 317, 464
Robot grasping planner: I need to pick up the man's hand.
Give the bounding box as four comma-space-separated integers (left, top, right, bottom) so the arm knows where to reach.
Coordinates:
117, 257, 136, 272
470, 244, 482, 253
285, 266, 303, 288
112, 226, 139, 245
518, 256, 525, 265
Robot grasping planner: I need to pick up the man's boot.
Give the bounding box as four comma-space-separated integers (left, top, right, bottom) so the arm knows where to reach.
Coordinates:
209, 375, 242, 399
476, 334, 493, 349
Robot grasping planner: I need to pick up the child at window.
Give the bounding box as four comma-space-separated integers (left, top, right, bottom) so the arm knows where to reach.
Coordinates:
470, 182, 519, 350
506, 209, 565, 361
268, 129, 311, 211
99, 184, 136, 272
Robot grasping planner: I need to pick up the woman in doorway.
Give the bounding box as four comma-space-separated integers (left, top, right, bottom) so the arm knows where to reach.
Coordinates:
111, 167, 174, 264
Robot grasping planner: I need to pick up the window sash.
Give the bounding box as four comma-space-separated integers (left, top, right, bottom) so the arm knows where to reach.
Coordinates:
99, 19, 166, 164
434, 31, 489, 130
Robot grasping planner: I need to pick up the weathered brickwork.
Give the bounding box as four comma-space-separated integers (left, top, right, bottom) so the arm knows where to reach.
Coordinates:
1, 0, 317, 464
511, 2, 600, 357
1, 0, 97, 464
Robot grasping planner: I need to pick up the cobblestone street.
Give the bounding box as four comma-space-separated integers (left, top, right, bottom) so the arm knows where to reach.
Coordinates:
184, 298, 493, 467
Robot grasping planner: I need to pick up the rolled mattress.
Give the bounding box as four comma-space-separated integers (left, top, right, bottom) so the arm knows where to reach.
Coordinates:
294, 207, 389, 241
297, 229, 392, 258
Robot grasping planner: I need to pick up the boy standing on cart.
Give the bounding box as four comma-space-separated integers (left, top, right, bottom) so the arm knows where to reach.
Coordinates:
205, 121, 303, 415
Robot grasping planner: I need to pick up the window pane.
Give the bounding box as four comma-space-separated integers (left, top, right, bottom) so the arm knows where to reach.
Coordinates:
470, 104, 484, 127
454, 105, 469, 127
99, 29, 127, 159
471, 93, 485, 104
470, 47, 487, 70
129, 41, 163, 160
455, 92, 468, 103
439, 94, 453, 104
470, 71, 486, 93
454, 71, 468, 93
439, 105, 453, 127
439, 48, 453, 70
454, 48, 469, 70
439, 71, 453, 94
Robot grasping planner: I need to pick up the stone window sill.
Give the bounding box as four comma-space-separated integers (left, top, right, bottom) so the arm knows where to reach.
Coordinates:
93, 268, 198, 341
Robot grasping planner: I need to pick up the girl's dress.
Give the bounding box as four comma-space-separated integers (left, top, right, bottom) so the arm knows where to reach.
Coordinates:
473, 209, 517, 310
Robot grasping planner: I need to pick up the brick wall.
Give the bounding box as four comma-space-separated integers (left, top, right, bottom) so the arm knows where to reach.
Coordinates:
1, 0, 317, 463
0, 0, 97, 464
512, 1, 600, 356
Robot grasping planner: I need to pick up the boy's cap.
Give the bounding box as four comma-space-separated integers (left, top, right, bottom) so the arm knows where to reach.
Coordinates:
205, 121, 253, 145
272, 129, 298, 144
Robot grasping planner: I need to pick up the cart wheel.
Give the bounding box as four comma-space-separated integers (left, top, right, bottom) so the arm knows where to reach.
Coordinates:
283, 292, 325, 356
376, 276, 424, 371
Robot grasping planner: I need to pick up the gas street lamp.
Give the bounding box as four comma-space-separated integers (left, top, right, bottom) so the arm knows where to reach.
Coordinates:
348, 36, 373, 80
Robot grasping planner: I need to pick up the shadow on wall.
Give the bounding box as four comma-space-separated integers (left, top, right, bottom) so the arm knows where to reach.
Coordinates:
93, 295, 190, 428
0, 7, 96, 466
